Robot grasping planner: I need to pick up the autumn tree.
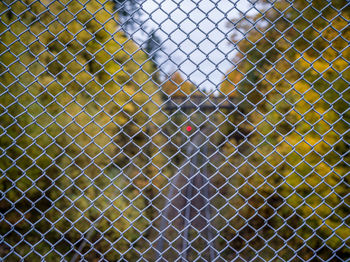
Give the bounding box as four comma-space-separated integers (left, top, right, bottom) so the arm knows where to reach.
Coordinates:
0, 0, 165, 260
220, 0, 349, 260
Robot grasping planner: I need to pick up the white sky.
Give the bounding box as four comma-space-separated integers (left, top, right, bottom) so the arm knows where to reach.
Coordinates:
129, 0, 254, 92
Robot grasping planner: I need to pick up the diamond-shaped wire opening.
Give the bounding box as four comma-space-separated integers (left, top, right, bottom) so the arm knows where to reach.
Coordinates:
1, 0, 349, 261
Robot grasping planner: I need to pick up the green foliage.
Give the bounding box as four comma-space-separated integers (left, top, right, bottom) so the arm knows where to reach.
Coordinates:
1, 0, 349, 260
0, 0, 164, 260
220, 0, 350, 260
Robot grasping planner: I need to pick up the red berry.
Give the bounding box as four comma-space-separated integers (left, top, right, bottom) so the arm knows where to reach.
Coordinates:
186, 126, 192, 132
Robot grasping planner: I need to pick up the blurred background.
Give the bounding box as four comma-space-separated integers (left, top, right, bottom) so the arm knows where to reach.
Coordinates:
0, 0, 349, 261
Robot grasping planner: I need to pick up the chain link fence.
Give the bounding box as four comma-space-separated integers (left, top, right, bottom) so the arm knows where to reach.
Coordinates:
1, 0, 349, 261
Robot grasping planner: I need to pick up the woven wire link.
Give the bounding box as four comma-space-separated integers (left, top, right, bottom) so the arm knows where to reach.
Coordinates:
1, 0, 349, 261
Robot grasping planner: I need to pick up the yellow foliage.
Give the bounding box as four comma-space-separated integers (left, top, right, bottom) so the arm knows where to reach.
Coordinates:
162, 72, 197, 96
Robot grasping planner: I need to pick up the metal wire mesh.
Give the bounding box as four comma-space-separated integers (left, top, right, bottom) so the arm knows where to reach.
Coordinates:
1, 0, 349, 261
